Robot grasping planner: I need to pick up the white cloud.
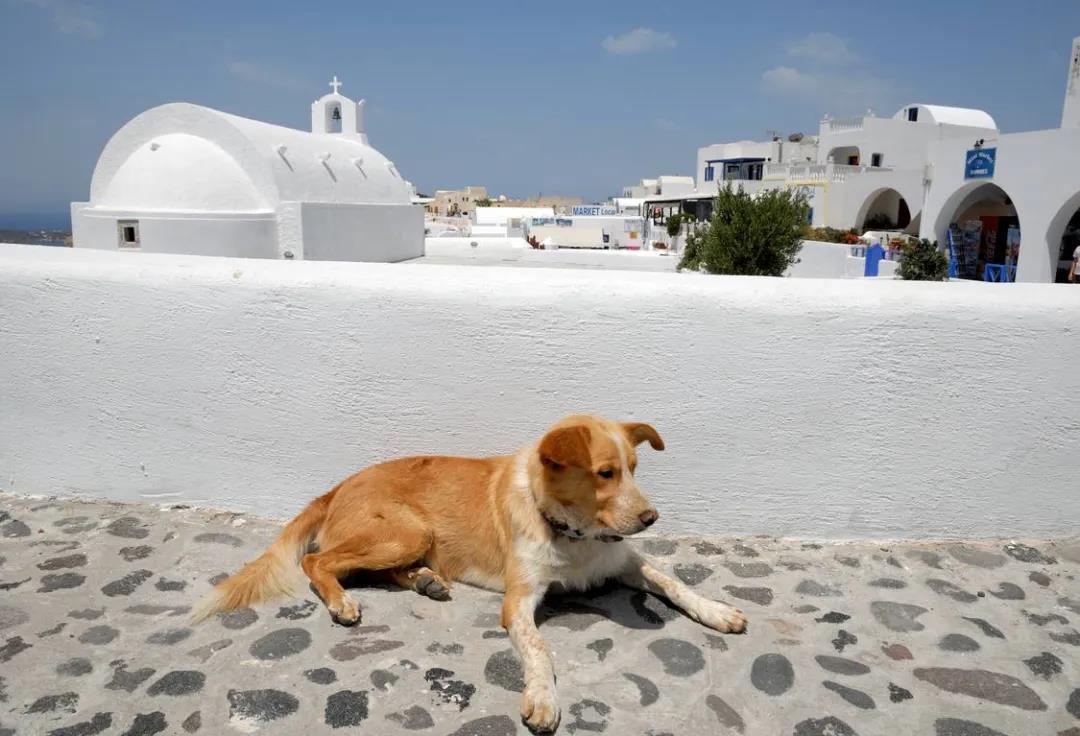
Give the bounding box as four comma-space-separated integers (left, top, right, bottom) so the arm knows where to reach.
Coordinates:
761, 65, 890, 114
227, 61, 311, 91
761, 66, 818, 93
787, 32, 858, 65
15, 0, 101, 38
602, 28, 677, 55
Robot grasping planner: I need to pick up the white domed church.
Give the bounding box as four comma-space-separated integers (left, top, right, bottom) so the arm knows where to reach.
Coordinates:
71, 78, 423, 262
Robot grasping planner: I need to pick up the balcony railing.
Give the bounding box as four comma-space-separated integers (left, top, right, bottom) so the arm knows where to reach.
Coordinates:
763, 162, 893, 183
825, 116, 865, 132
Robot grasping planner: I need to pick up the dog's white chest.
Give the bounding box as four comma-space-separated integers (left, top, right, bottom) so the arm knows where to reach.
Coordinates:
514, 537, 630, 592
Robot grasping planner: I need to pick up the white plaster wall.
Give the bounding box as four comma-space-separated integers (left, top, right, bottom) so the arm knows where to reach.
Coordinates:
72, 208, 278, 259
420, 239, 677, 271
2, 243, 1078, 539
299, 203, 424, 262
787, 241, 851, 278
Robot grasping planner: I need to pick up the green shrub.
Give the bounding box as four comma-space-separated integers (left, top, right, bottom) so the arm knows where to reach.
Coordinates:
680, 186, 809, 275
897, 238, 949, 281
665, 213, 683, 239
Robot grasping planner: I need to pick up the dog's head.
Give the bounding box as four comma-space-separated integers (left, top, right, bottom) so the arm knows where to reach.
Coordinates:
535, 415, 664, 540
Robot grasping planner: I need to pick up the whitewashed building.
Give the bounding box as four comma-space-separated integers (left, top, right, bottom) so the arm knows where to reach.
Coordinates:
71, 78, 423, 262
678, 35, 1080, 282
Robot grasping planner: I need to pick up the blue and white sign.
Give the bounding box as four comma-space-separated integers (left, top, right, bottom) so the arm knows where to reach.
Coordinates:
571, 205, 618, 216
965, 147, 996, 179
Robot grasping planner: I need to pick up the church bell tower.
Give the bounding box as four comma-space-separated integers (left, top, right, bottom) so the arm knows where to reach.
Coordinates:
311, 76, 368, 144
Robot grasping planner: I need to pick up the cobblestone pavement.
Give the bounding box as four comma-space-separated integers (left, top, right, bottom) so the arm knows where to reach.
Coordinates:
1, 493, 1079, 736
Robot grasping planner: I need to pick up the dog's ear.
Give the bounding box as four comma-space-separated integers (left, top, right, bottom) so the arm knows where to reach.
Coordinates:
622, 422, 665, 451
539, 425, 592, 470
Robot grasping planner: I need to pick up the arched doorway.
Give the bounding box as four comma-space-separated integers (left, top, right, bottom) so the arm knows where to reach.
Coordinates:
856, 188, 913, 233
934, 182, 1021, 281
827, 146, 861, 166
1045, 191, 1080, 283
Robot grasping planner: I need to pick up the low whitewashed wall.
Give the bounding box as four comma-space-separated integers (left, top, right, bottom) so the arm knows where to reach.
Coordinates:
789, 240, 899, 279
421, 238, 678, 271
3, 243, 1079, 539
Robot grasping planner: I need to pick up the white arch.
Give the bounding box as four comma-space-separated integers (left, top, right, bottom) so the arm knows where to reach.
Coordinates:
1043, 189, 1080, 281
855, 187, 914, 232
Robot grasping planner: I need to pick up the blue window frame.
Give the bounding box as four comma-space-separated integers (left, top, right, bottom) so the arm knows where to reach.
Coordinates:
704, 166, 714, 182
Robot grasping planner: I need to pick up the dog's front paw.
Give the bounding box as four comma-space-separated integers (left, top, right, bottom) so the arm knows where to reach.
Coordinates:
695, 600, 747, 634
521, 682, 560, 734
328, 592, 361, 626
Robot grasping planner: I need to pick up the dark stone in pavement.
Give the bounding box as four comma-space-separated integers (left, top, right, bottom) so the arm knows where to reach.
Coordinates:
623, 673, 659, 706
249, 627, 311, 660
101, 569, 152, 597
939, 634, 980, 652
962, 616, 1005, 639
106, 517, 149, 539
888, 683, 913, 702
927, 578, 978, 603
823, 680, 875, 710
46, 712, 113, 736
305, 667, 337, 685
27, 692, 79, 713
147, 670, 205, 697
913, 667, 1047, 710
586, 637, 613, 661
989, 582, 1025, 600
193, 532, 244, 547
446, 716, 516, 736
815, 611, 850, 624
793, 716, 858, 736
750, 653, 794, 695
674, 563, 713, 585
218, 608, 258, 630
1024, 652, 1063, 680
814, 655, 869, 676
38, 572, 86, 592
935, 718, 1012, 736
831, 629, 857, 653
227, 689, 300, 723
121, 711, 168, 736
648, 638, 704, 676
882, 643, 913, 660
642, 539, 677, 556
724, 585, 773, 606
706, 694, 745, 733
483, 649, 524, 693
1003, 543, 1055, 565
38, 553, 88, 570
386, 705, 434, 730
871, 602, 928, 632
181, 711, 200, 733
324, 690, 369, 728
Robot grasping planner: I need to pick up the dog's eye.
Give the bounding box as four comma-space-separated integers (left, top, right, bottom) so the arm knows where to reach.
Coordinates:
597, 469, 614, 479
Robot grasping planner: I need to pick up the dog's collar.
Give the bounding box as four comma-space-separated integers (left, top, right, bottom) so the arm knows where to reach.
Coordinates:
539, 512, 623, 544
541, 511, 586, 542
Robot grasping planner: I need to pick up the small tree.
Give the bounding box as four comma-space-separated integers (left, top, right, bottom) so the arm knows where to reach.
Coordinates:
679, 185, 809, 275
897, 238, 949, 281
475, 197, 492, 208
665, 213, 683, 253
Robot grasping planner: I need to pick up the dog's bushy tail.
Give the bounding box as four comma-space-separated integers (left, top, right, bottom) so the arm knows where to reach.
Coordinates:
191, 494, 330, 623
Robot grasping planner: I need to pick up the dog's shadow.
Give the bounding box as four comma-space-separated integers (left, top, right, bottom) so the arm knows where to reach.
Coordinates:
535, 581, 678, 631
325, 575, 678, 632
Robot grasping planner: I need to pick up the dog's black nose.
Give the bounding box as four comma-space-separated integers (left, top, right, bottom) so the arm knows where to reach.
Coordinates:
639, 509, 659, 528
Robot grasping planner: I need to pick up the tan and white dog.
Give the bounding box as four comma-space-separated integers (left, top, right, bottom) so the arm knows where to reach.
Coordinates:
195, 414, 746, 733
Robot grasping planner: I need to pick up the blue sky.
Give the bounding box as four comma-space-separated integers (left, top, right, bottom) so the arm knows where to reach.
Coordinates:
2, 1, 1080, 228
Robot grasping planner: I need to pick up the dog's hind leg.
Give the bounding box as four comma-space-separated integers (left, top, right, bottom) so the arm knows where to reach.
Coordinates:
302, 507, 433, 625
388, 565, 451, 600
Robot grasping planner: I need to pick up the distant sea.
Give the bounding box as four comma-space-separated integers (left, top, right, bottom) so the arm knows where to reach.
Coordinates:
0, 212, 71, 230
